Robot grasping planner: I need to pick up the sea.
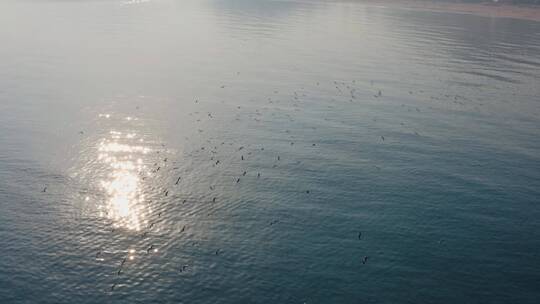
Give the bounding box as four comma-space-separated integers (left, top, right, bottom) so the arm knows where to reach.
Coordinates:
0, 0, 539, 303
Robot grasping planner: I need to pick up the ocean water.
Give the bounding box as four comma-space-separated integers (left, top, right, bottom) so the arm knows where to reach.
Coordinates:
1, 0, 539, 303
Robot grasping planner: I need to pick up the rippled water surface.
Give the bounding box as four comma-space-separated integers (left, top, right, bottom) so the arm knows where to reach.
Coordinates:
1, 0, 539, 303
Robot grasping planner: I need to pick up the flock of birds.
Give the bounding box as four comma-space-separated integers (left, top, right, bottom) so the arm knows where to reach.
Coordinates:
40, 77, 478, 294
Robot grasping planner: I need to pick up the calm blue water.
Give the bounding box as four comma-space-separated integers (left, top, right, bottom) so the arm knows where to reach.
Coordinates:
1, 0, 539, 303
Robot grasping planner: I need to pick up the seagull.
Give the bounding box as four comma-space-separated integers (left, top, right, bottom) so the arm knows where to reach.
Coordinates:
362, 256, 369, 264
42, 187, 47, 193
175, 177, 181, 185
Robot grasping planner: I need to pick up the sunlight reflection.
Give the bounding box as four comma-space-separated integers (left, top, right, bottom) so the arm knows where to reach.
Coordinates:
98, 132, 149, 231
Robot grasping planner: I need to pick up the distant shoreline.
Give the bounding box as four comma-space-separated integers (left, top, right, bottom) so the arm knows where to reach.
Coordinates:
358, 0, 540, 21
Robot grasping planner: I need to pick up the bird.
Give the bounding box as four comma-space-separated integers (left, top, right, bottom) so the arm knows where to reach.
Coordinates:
175, 177, 181, 185
147, 245, 154, 253
181, 225, 186, 232
243, 171, 247, 176
236, 178, 240, 183
362, 256, 369, 264
380, 136, 385, 141
42, 187, 47, 193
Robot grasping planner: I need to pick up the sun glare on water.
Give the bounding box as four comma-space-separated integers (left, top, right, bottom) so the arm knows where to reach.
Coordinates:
97, 131, 150, 231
